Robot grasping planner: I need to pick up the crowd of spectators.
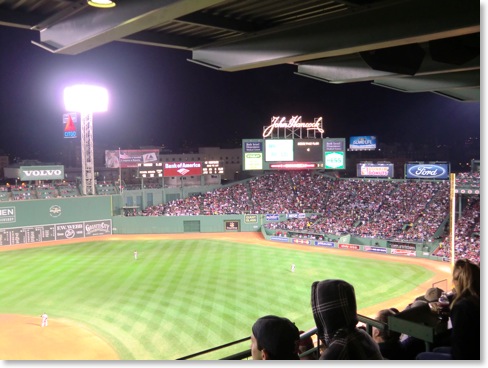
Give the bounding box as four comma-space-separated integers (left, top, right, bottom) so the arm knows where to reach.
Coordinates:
456, 171, 480, 188
0, 170, 479, 263
433, 197, 480, 264
138, 171, 480, 262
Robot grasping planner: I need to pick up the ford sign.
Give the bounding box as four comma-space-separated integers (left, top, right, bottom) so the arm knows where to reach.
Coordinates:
406, 164, 449, 179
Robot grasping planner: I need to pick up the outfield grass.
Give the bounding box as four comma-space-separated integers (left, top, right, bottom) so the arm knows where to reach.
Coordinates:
0, 239, 434, 360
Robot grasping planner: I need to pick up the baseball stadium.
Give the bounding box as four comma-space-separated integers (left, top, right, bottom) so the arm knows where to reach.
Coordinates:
0, 0, 480, 361
0, 163, 480, 360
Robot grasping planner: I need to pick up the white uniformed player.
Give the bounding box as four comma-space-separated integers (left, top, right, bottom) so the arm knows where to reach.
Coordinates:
134, 250, 138, 260
291, 264, 296, 273
41, 312, 48, 327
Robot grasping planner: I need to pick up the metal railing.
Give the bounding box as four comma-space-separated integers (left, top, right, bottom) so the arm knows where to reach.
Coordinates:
177, 314, 387, 360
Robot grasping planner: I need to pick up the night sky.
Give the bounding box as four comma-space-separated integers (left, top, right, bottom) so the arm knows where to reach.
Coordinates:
0, 26, 480, 163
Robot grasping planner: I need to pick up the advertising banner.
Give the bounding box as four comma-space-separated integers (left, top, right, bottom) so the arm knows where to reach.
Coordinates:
105, 149, 159, 168
163, 162, 203, 177
242, 139, 264, 171
338, 243, 360, 250
363, 246, 387, 253
63, 113, 78, 139
292, 238, 310, 245
349, 135, 377, 150
390, 249, 417, 257
357, 163, 394, 178
244, 214, 258, 223
0, 207, 15, 224
270, 236, 290, 242
225, 220, 239, 231
20, 166, 64, 181
405, 163, 449, 179
314, 241, 335, 248
244, 152, 263, 170
324, 151, 345, 169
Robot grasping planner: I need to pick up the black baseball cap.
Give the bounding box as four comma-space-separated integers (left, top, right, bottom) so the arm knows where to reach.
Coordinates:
252, 315, 300, 360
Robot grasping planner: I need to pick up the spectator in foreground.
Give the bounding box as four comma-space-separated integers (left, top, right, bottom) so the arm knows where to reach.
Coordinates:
311, 279, 383, 360
250, 315, 300, 360
417, 258, 480, 360
372, 308, 408, 360
298, 330, 317, 360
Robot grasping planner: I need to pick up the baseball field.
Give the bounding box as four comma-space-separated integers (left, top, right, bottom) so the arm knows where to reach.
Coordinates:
0, 233, 452, 360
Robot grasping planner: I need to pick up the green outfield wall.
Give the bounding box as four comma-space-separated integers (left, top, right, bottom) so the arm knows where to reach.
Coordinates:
0, 195, 444, 262
0, 196, 113, 228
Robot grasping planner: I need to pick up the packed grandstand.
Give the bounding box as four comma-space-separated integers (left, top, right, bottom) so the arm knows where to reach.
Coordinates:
0, 170, 479, 264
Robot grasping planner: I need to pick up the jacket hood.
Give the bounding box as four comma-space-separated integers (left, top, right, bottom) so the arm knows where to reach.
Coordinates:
311, 279, 358, 345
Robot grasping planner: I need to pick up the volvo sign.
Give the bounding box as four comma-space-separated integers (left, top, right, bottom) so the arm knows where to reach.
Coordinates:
405, 163, 449, 179
20, 166, 65, 181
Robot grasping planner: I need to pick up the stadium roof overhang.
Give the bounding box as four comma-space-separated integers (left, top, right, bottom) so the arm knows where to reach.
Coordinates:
0, 0, 480, 102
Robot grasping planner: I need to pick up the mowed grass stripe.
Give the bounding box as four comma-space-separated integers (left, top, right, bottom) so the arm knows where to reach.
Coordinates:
0, 238, 433, 359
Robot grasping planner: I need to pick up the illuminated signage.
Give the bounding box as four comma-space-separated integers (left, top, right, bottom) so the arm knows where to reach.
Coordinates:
357, 163, 394, 178
164, 162, 202, 177
203, 161, 224, 175
324, 152, 345, 169
244, 141, 263, 152
20, 165, 65, 181
405, 163, 449, 179
349, 135, 377, 151
265, 139, 294, 162
243, 139, 264, 171
63, 113, 78, 139
269, 163, 318, 169
323, 138, 346, 170
262, 116, 324, 138
324, 139, 344, 151
244, 152, 263, 170
137, 162, 163, 178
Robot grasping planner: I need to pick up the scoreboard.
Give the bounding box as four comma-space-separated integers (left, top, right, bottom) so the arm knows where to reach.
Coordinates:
137, 162, 163, 178
242, 137, 346, 171
0, 219, 112, 246
202, 161, 224, 175
137, 161, 223, 177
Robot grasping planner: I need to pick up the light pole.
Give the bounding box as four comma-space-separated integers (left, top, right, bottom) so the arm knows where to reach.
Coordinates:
64, 85, 109, 195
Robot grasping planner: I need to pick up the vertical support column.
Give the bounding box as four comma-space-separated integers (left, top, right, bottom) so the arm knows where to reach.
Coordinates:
80, 112, 95, 195
449, 173, 456, 269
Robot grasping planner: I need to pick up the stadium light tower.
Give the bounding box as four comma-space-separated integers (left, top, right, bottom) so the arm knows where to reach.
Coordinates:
64, 85, 109, 195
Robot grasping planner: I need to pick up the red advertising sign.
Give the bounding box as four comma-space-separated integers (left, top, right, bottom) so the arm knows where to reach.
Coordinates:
163, 162, 203, 177
338, 243, 360, 250
390, 249, 417, 257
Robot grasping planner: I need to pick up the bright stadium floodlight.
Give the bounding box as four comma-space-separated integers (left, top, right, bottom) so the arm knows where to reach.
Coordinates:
64, 84, 109, 196
87, 0, 116, 8
64, 85, 109, 113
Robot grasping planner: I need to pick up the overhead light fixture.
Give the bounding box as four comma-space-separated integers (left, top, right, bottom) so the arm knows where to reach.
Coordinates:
87, 0, 116, 8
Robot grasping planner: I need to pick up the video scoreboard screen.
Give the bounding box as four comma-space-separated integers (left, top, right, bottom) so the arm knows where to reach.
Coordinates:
242, 137, 346, 171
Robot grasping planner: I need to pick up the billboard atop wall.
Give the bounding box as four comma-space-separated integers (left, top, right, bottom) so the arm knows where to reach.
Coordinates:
19, 165, 64, 181
163, 162, 203, 177
105, 149, 159, 168
405, 163, 450, 179
349, 136, 377, 151
357, 163, 394, 178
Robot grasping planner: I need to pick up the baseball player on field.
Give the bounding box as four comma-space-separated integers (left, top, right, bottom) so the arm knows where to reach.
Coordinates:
41, 312, 48, 327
